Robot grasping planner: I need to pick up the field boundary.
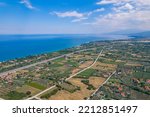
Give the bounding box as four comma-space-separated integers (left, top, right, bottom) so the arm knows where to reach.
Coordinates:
27, 47, 104, 100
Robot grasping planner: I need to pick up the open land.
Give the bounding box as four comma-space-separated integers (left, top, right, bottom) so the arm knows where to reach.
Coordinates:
0, 39, 150, 100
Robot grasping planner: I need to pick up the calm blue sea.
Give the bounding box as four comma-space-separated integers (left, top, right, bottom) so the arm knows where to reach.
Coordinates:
0, 34, 129, 62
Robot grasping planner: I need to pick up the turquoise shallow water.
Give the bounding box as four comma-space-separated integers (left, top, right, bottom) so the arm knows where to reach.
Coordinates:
0, 34, 129, 62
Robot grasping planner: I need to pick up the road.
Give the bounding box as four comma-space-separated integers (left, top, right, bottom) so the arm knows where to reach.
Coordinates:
0, 48, 94, 77
88, 70, 116, 100
27, 85, 56, 100
27, 47, 104, 100
65, 47, 104, 81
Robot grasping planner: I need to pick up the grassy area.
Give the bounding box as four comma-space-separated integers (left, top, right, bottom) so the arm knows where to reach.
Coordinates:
77, 69, 95, 79
53, 57, 65, 63
98, 58, 118, 64
40, 88, 59, 99
133, 71, 150, 79
50, 63, 63, 67
16, 85, 41, 96
67, 60, 79, 67
81, 79, 96, 90
59, 82, 80, 93
27, 82, 46, 90
4, 91, 27, 100
98, 57, 126, 66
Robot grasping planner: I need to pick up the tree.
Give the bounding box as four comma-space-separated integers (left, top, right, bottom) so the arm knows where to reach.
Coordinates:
26, 91, 31, 95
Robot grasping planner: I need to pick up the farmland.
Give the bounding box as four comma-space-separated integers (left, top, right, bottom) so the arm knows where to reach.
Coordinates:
90, 39, 150, 100
0, 39, 150, 100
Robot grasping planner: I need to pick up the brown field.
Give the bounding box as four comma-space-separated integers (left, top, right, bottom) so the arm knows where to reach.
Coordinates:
89, 77, 106, 88
49, 78, 92, 100
59, 82, 77, 92
125, 63, 143, 67
115, 60, 125, 63
16, 85, 41, 96
72, 68, 80, 74
79, 61, 93, 69
17, 70, 29, 74
72, 54, 84, 60
84, 55, 93, 59
92, 62, 116, 71
49, 77, 105, 100
55, 65, 68, 71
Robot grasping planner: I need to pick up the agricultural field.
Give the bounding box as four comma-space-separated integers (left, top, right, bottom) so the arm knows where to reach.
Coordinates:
0, 46, 103, 99
0, 39, 149, 100
48, 77, 105, 100
91, 40, 150, 100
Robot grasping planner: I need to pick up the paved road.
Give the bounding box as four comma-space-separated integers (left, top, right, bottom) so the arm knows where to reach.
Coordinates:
0, 48, 94, 77
27, 48, 104, 100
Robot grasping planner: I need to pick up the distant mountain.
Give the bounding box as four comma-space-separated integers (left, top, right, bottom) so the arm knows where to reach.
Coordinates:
106, 29, 143, 35
129, 31, 150, 38
105, 30, 150, 39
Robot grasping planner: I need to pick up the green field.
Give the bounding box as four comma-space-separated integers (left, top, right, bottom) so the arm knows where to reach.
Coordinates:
53, 57, 65, 63
40, 88, 59, 99
27, 82, 46, 90
77, 69, 95, 79
4, 91, 27, 100
133, 71, 150, 79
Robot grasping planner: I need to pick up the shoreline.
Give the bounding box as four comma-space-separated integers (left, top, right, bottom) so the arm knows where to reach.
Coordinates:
0, 34, 132, 62
0, 38, 149, 100
0, 38, 148, 64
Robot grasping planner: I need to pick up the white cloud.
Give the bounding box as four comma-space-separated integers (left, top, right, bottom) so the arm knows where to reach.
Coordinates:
97, 0, 114, 5
71, 17, 88, 22
138, 0, 150, 5
53, 11, 84, 18
52, 11, 88, 23
97, 0, 150, 6
86, 9, 150, 32
120, 3, 134, 10
51, 0, 150, 31
94, 8, 105, 12
97, 0, 123, 5
113, 3, 134, 12
91, 0, 150, 32
20, 0, 36, 10
87, 8, 105, 16
51, 8, 105, 22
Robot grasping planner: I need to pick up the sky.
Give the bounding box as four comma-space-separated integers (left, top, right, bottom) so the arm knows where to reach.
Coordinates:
0, 0, 150, 34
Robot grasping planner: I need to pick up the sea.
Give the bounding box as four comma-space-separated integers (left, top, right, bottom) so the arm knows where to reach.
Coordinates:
0, 34, 129, 62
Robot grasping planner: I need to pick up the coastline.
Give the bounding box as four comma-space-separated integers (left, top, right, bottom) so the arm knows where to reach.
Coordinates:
0, 38, 149, 74
0, 34, 131, 62
0, 38, 149, 100
0, 37, 147, 64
